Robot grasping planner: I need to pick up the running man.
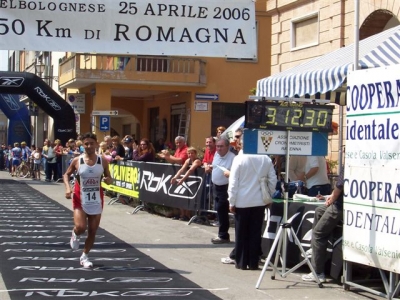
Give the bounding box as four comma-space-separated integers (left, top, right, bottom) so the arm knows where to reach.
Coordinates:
63, 132, 113, 268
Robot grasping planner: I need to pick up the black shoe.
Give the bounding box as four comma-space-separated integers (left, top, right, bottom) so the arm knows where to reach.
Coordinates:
211, 237, 230, 244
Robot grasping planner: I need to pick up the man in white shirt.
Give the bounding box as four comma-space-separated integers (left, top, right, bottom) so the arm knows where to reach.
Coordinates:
228, 150, 277, 270
303, 156, 331, 196
210, 137, 236, 244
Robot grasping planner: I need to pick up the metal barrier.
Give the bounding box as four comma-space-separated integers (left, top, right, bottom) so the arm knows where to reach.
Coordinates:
56, 154, 73, 183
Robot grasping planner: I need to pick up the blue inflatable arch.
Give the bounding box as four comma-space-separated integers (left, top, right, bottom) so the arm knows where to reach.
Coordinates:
0, 93, 31, 146
0, 72, 76, 145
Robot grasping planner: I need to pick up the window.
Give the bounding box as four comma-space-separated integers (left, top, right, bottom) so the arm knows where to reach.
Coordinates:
291, 12, 319, 50
211, 102, 245, 136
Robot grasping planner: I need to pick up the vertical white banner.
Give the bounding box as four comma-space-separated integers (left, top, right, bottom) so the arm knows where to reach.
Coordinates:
345, 65, 400, 272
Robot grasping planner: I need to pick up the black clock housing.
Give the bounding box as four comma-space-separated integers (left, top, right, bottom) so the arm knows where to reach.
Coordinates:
245, 101, 334, 132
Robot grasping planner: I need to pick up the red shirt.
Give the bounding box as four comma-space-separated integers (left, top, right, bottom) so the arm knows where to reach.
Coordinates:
202, 148, 216, 164
174, 145, 188, 164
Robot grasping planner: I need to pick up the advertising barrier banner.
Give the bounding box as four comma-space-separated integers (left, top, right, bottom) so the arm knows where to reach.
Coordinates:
140, 162, 205, 210
101, 161, 140, 199
102, 161, 206, 210
345, 65, 400, 272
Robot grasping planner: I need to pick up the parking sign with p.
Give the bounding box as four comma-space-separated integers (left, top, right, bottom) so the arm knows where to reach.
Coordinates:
99, 115, 110, 131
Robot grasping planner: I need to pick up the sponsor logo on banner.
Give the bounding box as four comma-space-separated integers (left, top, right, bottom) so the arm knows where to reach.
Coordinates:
33, 87, 61, 110
20, 277, 172, 283
23, 289, 191, 297
1, 94, 20, 110
168, 177, 202, 199
0, 77, 24, 87
102, 163, 139, 198
141, 171, 202, 199
83, 178, 99, 186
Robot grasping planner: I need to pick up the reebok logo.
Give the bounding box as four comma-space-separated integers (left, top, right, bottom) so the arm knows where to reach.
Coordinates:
168, 176, 202, 199
0, 77, 24, 87
140, 171, 203, 199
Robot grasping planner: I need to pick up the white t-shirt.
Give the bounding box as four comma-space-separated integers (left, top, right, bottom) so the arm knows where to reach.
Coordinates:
304, 156, 330, 188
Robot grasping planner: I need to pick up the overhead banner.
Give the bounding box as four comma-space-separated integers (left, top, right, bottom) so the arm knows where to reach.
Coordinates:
0, 0, 257, 58
344, 65, 400, 273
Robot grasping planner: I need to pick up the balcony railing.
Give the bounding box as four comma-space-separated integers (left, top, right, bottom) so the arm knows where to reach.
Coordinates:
59, 54, 207, 88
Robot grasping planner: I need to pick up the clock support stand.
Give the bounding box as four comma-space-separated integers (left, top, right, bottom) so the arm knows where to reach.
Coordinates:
246, 97, 331, 290
255, 130, 323, 289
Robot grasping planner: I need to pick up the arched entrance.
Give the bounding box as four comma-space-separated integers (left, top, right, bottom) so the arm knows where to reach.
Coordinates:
360, 9, 400, 40
0, 72, 76, 145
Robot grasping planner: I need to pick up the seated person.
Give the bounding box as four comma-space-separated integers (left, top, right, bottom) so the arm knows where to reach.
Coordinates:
302, 168, 344, 283
170, 147, 201, 221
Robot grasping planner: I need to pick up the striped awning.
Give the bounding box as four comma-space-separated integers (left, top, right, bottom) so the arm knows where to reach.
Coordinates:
256, 25, 400, 105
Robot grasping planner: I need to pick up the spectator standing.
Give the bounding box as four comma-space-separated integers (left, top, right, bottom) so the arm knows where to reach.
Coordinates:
228, 151, 277, 270
43, 140, 58, 182
0, 144, 5, 170
99, 142, 112, 162
229, 128, 243, 155
202, 136, 216, 167
288, 155, 306, 182
32, 147, 42, 180
158, 136, 188, 164
133, 138, 155, 162
203, 136, 217, 218
110, 136, 125, 162
54, 139, 64, 179
170, 147, 202, 221
216, 126, 226, 139
115, 137, 135, 161
21, 141, 31, 162
11, 142, 22, 177
210, 137, 236, 244
302, 167, 344, 283
303, 156, 331, 196
5, 145, 12, 173
154, 138, 166, 153
104, 135, 112, 149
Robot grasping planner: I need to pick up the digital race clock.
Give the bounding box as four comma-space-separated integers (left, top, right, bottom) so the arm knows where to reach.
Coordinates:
245, 101, 335, 132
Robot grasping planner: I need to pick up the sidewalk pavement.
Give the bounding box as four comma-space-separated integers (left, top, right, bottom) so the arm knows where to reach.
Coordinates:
0, 171, 382, 300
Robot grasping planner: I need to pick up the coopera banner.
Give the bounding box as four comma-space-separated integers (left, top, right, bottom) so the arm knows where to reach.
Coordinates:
0, 0, 257, 58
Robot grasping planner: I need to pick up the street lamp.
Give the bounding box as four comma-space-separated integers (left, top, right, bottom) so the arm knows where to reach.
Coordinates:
35, 62, 58, 83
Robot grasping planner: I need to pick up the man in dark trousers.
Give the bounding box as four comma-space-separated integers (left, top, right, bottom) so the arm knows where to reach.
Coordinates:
210, 137, 236, 244
302, 168, 344, 283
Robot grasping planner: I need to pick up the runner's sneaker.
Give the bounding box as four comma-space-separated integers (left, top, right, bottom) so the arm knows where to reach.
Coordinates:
301, 272, 326, 283
80, 253, 93, 268
70, 230, 80, 250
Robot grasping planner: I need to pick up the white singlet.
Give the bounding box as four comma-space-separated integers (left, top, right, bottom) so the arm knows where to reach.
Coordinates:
75, 154, 104, 215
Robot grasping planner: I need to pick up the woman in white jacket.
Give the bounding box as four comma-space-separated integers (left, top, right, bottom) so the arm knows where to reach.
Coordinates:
228, 150, 277, 270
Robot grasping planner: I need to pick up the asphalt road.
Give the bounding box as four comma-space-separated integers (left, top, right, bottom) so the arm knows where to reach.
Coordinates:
0, 171, 384, 300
